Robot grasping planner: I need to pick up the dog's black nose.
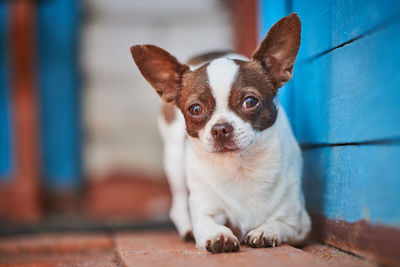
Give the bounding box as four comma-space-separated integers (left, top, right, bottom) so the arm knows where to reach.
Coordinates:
211, 123, 233, 141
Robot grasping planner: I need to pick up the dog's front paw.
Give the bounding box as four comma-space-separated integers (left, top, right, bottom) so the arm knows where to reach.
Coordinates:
205, 233, 240, 253
245, 229, 282, 248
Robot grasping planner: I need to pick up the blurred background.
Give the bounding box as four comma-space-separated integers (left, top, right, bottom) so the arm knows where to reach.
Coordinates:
0, 0, 400, 264
0, 0, 257, 226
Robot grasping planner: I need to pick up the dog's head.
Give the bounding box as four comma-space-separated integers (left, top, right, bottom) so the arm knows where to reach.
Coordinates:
130, 14, 301, 153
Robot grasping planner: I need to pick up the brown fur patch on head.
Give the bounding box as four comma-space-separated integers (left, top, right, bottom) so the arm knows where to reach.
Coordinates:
177, 64, 215, 138
224, 13, 301, 131
161, 103, 176, 124
229, 60, 278, 131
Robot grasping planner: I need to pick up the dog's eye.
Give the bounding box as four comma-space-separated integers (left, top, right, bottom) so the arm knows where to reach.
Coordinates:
188, 104, 203, 116
242, 96, 259, 109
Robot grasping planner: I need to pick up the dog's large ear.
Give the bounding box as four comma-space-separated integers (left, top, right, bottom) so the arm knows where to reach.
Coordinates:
251, 13, 301, 89
130, 45, 189, 104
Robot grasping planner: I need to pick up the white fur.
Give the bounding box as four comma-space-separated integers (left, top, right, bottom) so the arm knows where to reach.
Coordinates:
197, 58, 256, 153
223, 53, 249, 62
158, 55, 310, 250
158, 108, 192, 237
187, 105, 310, 248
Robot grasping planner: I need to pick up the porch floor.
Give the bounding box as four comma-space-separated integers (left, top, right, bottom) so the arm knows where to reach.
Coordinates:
0, 231, 376, 267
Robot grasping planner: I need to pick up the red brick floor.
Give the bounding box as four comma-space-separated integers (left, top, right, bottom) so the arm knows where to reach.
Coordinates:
0, 231, 376, 267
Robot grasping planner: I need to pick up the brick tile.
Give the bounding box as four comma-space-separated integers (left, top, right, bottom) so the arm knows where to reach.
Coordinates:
0, 233, 117, 266
0, 231, 376, 266
0, 250, 118, 266
115, 231, 376, 267
0, 233, 113, 254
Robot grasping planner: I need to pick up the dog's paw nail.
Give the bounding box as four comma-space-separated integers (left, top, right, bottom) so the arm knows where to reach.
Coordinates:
206, 234, 240, 253
233, 241, 239, 252
246, 231, 281, 248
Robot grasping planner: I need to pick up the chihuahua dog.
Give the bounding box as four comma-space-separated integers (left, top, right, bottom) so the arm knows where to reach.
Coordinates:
130, 13, 310, 253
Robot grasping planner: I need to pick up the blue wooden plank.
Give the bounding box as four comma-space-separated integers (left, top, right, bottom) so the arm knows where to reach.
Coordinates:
258, 0, 400, 230
259, 1, 400, 141
293, 0, 400, 61
292, 55, 332, 142
291, 0, 333, 61
37, 0, 81, 190
328, 23, 400, 143
0, 2, 12, 180
258, 0, 290, 38
330, 0, 400, 52
293, 22, 400, 143
303, 144, 400, 227
258, 0, 296, 124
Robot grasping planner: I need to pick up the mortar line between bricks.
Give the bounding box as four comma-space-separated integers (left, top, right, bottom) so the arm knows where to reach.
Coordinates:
110, 232, 124, 267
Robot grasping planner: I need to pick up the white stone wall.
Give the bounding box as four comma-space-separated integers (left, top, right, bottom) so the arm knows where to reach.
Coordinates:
82, 0, 233, 178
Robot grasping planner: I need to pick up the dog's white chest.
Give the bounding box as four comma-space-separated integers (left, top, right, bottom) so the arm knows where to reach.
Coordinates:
187, 138, 283, 238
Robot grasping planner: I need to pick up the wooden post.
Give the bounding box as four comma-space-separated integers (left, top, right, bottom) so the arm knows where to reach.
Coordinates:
0, 0, 42, 222
230, 0, 259, 58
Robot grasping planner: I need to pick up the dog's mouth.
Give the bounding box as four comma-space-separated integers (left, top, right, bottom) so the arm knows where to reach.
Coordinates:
212, 141, 239, 153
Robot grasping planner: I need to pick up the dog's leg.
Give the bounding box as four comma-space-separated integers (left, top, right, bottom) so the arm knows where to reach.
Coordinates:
191, 211, 240, 253
244, 216, 310, 248
164, 142, 193, 240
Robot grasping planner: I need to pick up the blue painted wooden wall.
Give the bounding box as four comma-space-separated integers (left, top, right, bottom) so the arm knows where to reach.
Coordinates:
259, 0, 400, 228
0, 0, 81, 191
37, 0, 81, 191
0, 2, 12, 181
